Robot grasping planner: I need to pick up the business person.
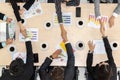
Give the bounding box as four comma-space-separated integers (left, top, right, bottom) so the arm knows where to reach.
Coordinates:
0, 12, 12, 23
109, 0, 120, 27
0, 13, 13, 49
10, 0, 33, 35
39, 24, 75, 80
54, 0, 80, 24
0, 26, 34, 80
94, 0, 120, 28
86, 21, 117, 80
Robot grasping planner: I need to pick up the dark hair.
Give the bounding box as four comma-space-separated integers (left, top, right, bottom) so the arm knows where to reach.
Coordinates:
50, 66, 64, 80
97, 65, 112, 80
9, 58, 24, 76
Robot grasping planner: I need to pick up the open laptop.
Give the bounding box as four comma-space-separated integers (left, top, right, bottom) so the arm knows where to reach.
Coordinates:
0, 21, 16, 42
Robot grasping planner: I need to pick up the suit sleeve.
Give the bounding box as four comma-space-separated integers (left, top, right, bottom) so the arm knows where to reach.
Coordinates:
114, 3, 120, 15
0, 13, 5, 20
24, 41, 34, 78
64, 43, 75, 80
94, 0, 101, 18
10, 0, 22, 22
0, 42, 6, 49
25, 41, 34, 65
102, 36, 117, 80
39, 57, 52, 80
0, 42, 3, 49
86, 52, 94, 73
54, 0, 63, 23
23, 0, 35, 10
103, 37, 115, 65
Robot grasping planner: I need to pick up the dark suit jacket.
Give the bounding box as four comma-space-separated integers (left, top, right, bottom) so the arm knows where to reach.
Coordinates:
86, 37, 117, 80
0, 41, 34, 80
0, 13, 5, 49
6, 0, 29, 2
0, 43, 4, 49
39, 43, 75, 80
0, 13, 5, 20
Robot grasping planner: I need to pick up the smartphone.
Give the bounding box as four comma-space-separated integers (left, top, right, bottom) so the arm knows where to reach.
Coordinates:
76, 7, 81, 17
33, 53, 39, 63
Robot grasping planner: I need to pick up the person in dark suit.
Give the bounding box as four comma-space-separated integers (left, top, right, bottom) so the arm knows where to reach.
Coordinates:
10, 0, 35, 23
86, 21, 117, 80
94, 0, 120, 28
39, 24, 75, 80
0, 26, 34, 80
10, 0, 34, 37
7, 0, 35, 15
0, 13, 12, 23
6, 0, 30, 2
0, 13, 13, 49
54, 0, 80, 24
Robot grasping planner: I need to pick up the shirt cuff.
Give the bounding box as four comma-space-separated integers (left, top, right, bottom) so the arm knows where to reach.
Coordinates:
113, 13, 118, 18
48, 56, 53, 60
102, 36, 107, 38
25, 38, 31, 41
88, 50, 93, 53
65, 41, 70, 44
59, 23, 63, 24
3, 15, 8, 21
2, 42, 6, 47
96, 16, 101, 20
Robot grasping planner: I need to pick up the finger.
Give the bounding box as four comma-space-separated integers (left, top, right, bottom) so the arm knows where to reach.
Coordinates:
93, 44, 95, 48
88, 41, 91, 45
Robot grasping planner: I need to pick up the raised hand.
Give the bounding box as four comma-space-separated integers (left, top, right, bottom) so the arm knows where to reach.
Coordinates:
88, 41, 95, 53
6, 38, 13, 45
6, 18, 12, 23
51, 49, 62, 59
109, 15, 115, 28
60, 24, 68, 42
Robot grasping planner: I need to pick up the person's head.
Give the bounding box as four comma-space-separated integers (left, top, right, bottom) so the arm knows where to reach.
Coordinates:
9, 58, 24, 76
97, 61, 112, 80
50, 66, 64, 80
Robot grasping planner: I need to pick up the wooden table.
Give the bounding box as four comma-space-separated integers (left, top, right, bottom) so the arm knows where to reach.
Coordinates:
0, 3, 120, 67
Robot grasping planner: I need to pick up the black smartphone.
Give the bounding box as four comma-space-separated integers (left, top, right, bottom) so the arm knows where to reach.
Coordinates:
76, 7, 81, 17
33, 53, 39, 63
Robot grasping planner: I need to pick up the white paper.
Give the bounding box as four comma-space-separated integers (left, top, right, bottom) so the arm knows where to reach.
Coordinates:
0, 22, 6, 41
24, 2, 43, 18
53, 13, 72, 26
54, 42, 68, 62
12, 52, 27, 63
87, 14, 108, 29
19, 28, 39, 42
93, 40, 106, 54
8, 20, 16, 39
